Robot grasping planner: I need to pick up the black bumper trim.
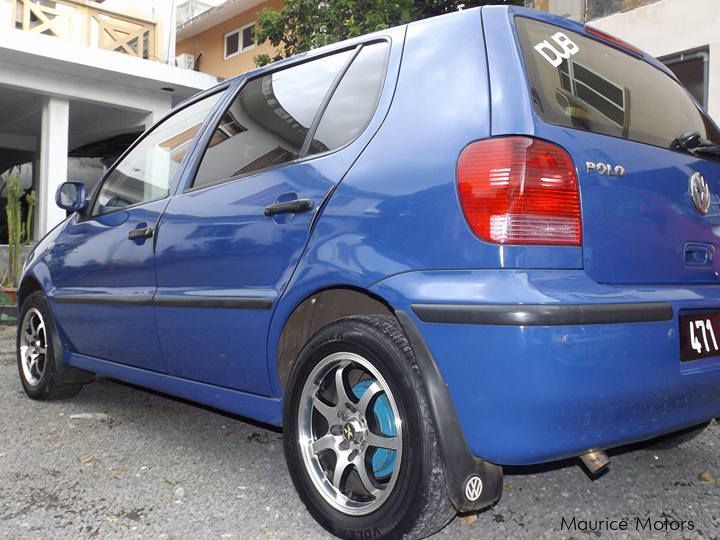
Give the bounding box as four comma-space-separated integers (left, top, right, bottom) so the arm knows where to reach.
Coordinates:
412, 302, 673, 326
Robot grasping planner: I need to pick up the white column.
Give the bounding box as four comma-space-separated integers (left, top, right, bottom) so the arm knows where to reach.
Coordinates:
0, 0, 14, 32
154, 0, 176, 64
37, 96, 70, 237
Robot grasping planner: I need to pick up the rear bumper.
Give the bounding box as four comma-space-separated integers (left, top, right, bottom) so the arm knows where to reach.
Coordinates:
373, 270, 720, 465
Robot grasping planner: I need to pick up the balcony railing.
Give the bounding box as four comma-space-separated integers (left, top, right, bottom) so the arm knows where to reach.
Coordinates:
15, 0, 156, 59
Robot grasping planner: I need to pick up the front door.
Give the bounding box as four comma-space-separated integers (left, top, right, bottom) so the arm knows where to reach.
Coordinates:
49, 91, 224, 371
154, 41, 391, 394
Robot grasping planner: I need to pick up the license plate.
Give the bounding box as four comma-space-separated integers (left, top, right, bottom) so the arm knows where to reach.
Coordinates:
679, 311, 720, 362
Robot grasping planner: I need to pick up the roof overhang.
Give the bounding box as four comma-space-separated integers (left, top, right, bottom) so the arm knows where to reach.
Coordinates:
177, 0, 267, 41
0, 28, 219, 106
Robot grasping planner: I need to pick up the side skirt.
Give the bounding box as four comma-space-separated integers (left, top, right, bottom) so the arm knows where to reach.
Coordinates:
66, 353, 283, 426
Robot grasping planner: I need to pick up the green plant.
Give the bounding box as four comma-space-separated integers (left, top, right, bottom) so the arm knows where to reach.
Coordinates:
254, 0, 524, 65
24, 189, 37, 245
1, 175, 24, 288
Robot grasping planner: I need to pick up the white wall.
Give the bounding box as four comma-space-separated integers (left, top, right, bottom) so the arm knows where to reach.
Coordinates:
590, 0, 720, 120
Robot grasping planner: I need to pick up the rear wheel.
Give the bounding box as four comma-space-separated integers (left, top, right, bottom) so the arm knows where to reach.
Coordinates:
17, 291, 85, 400
284, 315, 455, 539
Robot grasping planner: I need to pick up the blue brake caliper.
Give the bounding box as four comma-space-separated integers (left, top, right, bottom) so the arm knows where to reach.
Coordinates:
352, 380, 397, 478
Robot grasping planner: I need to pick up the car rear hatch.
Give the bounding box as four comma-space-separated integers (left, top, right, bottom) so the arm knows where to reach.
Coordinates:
503, 11, 720, 285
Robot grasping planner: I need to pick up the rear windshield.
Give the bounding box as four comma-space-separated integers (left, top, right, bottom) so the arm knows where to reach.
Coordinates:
515, 17, 720, 149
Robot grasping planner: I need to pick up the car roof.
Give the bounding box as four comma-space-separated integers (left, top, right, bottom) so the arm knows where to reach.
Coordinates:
184, 5, 678, 111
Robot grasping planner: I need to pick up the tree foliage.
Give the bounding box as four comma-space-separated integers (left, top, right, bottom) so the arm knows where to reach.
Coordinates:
254, 0, 524, 66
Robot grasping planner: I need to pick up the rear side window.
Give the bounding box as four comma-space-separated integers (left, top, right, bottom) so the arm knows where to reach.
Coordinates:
515, 17, 720, 149
308, 41, 389, 154
193, 49, 354, 188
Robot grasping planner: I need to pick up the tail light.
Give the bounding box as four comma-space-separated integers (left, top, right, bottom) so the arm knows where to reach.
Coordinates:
457, 137, 581, 246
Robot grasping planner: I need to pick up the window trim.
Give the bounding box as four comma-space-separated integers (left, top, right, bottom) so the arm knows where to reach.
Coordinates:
185, 38, 391, 195
83, 84, 231, 221
224, 22, 256, 60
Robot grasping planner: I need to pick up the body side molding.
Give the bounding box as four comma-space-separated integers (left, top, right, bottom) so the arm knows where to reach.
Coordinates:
53, 294, 273, 310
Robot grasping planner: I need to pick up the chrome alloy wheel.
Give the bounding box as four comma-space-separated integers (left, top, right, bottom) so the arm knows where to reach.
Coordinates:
298, 352, 403, 516
19, 307, 48, 387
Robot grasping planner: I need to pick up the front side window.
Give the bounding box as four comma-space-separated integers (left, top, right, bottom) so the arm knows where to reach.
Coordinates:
92, 92, 223, 216
515, 17, 720, 149
193, 49, 354, 188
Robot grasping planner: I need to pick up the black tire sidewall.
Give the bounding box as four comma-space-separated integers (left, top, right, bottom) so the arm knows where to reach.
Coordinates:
284, 319, 432, 540
17, 292, 58, 399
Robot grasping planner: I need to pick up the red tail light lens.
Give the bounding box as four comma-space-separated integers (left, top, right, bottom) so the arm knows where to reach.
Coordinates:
457, 137, 581, 246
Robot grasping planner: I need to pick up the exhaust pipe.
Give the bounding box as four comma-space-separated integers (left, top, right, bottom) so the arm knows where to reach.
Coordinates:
579, 450, 610, 476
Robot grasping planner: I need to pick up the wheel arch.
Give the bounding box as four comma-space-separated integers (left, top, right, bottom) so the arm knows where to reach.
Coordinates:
17, 274, 43, 309
275, 286, 395, 389
16, 268, 94, 386
272, 284, 504, 513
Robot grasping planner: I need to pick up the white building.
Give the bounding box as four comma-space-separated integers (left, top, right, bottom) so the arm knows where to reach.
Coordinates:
0, 0, 218, 241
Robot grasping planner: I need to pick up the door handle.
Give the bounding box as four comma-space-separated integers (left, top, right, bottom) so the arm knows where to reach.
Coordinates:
264, 198, 314, 217
128, 226, 154, 240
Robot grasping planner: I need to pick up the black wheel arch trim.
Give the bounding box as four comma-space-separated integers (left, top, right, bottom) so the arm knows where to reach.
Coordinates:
395, 309, 503, 512
412, 302, 673, 326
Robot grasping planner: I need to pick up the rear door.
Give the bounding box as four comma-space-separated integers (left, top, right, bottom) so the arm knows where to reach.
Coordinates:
154, 40, 393, 394
500, 12, 720, 284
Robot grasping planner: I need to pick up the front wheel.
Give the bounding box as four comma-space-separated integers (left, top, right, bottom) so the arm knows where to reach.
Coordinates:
17, 291, 86, 400
284, 316, 455, 540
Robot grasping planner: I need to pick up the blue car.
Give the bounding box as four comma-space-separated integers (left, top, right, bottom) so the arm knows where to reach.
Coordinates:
16, 5, 720, 539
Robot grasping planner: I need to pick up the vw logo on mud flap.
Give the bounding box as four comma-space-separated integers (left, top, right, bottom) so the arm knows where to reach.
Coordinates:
690, 172, 711, 215
464, 476, 483, 502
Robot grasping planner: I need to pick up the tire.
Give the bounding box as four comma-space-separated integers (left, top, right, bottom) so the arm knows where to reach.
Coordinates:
649, 421, 712, 450
17, 291, 85, 400
284, 315, 455, 540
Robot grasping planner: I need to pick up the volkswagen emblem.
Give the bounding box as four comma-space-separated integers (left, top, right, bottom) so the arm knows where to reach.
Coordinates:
690, 172, 711, 215
464, 475, 483, 502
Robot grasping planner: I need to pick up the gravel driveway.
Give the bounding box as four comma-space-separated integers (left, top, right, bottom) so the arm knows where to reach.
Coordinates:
1, 324, 719, 539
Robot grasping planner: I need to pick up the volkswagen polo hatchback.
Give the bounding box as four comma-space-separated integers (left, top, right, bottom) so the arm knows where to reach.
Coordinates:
16, 5, 720, 539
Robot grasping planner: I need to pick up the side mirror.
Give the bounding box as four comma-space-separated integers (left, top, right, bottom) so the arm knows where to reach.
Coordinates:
55, 182, 87, 213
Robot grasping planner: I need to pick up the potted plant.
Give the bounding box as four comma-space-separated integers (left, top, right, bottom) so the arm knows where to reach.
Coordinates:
0, 174, 28, 305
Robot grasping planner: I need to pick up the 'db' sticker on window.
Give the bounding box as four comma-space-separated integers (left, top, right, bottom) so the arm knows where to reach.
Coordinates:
534, 33, 579, 67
